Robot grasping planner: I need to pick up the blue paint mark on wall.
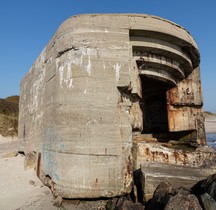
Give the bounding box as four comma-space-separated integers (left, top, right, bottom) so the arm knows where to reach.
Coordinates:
42, 127, 60, 181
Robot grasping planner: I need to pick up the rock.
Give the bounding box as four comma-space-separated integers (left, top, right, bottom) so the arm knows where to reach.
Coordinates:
192, 173, 216, 209
146, 182, 203, 210
153, 181, 176, 199
164, 192, 202, 210
200, 193, 216, 210
145, 181, 175, 210
200, 174, 216, 200
24, 151, 37, 170
53, 195, 63, 207
29, 180, 35, 186
115, 200, 144, 210
106, 198, 118, 210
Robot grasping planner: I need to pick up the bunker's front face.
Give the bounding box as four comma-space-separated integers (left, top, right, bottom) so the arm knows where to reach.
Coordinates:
19, 14, 204, 198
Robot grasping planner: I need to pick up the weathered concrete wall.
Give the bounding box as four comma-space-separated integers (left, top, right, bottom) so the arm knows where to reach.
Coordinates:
19, 14, 205, 199
132, 136, 216, 200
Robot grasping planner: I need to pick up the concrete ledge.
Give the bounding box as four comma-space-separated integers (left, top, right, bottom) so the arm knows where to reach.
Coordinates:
140, 162, 216, 200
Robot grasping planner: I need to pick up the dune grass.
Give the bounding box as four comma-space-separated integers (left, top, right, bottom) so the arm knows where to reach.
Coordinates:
0, 96, 19, 137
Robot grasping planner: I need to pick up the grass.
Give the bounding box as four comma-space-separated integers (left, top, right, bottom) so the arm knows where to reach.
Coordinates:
204, 111, 216, 116
0, 96, 19, 137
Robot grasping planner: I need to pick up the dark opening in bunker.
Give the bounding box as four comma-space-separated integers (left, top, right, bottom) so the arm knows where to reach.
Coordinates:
140, 75, 173, 134
139, 75, 197, 146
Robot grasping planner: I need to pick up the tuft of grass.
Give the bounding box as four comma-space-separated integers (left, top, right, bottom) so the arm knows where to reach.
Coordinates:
0, 96, 19, 117
5, 95, 19, 104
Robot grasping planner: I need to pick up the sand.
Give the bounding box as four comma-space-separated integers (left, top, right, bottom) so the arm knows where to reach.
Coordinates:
0, 155, 57, 210
0, 135, 58, 210
205, 115, 216, 134
0, 118, 215, 210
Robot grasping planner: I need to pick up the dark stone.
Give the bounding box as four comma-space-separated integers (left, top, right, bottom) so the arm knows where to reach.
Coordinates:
192, 173, 216, 209
202, 174, 216, 200
115, 196, 128, 207
146, 182, 203, 210
192, 174, 216, 199
164, 193, 202, 210
145, 181, 175, 210
200, 193, 216, 210
115, 200, 144, 210
153, 181, 176, 199
106, 198, 118, 210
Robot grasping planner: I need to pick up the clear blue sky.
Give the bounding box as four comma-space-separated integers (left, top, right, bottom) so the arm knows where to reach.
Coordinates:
0, 0, 215, 112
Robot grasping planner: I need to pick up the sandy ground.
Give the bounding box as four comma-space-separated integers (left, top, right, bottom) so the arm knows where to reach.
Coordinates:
0, 136, 58, 210
205, 115, 216, 134
0, 118, 215, 210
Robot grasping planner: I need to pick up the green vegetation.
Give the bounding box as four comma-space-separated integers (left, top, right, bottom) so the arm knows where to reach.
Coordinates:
0, 96, 19, 137
204, 111, 216, 120
204, 111, 216, 116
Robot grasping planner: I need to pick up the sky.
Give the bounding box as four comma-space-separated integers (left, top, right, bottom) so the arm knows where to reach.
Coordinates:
0, 0, 216, 112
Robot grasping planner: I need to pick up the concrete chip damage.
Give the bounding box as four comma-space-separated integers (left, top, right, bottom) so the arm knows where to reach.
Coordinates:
19, 14, 216, 201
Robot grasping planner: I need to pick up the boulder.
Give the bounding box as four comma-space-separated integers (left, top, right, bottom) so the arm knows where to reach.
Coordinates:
164, 190, 202, 210
115, 200, 144, 210
200, 174, 216, 200
105, 197, 118, 210
145, 181, 176, 210
146, 182, 203, 210
200, 193, 216, 210
192, 173, 216, 210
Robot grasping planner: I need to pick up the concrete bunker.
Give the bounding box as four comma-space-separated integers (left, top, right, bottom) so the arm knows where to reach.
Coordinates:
19, 14, 209, 200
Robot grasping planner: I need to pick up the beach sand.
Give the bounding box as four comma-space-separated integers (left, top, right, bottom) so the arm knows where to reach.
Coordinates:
0, 117, 215, 210
0, 155, 57, 210
0, 135, 58, 210
205, 115, 216, 134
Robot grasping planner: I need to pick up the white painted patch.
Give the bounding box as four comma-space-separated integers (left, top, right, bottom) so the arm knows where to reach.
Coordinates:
58, 63, 74, 89
103, 63, 106, 70
114, 63, 121, 82
34, 111, 44, 123
59, 66, 64, 88
56, 46, 95, 89
85, 48, 92, 76
105, 28, 108, 33
84, 89, 87, 94
67, 63, 74, 89
69, 79, 73, 89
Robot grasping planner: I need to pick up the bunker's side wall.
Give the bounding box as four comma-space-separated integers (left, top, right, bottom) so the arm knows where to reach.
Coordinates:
19, 15, 134, 198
